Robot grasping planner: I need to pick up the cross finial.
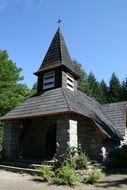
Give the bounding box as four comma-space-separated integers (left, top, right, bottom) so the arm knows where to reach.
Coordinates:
57, 19, 62, 26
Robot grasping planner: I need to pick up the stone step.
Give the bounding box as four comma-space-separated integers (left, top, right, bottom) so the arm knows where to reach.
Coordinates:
0, 160, 30, 168
0, 164, 40, 175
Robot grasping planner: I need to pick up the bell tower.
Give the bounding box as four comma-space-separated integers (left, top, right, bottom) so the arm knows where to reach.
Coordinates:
34, 28, 79, 93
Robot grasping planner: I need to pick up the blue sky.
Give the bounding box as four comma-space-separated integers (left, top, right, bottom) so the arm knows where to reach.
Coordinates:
0, 0, 127, 88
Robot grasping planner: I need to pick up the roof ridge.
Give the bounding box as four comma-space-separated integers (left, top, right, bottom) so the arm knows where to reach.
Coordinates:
61, 88, 72, 111
59, 28, 62, 63
77, 89, 101, 106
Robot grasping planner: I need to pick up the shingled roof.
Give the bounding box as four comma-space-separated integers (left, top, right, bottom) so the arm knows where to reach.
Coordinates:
1, 87, 122, 140
34, 27, 78, 78
101, 102, 127, 136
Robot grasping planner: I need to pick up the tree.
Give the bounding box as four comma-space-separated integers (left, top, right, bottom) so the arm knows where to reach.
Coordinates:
31, 82, 37, 95
0, 50, 31, 116
98, 80, 108, 104
87, 72, 100, 101
108, 72, 121, 103
73, 60, 88, 94
121, 77, 127, 101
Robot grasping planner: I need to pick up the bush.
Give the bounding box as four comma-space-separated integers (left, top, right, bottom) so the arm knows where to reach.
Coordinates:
38, 147, 93, 186
85, 167, 102, 184
76, 153, 89, 170
107, 145, 127, 169
39, 165, 54, 182
53, 164, 81, 186
60, 146, 89, 170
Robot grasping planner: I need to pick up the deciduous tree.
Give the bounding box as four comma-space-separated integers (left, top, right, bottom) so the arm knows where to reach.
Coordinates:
0, 50, 31, 116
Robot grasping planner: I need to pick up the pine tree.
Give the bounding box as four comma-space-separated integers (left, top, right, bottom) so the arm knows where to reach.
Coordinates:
73, 60, 88, 94
121, 77, 127, 101
98, 80, 108, 104
87, 72, 100, 101
108, 72, 121, 102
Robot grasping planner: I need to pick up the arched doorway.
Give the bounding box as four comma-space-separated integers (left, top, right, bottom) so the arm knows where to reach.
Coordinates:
46, 124, 56, 159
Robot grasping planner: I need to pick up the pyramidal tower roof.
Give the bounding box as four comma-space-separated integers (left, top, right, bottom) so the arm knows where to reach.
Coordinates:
34, 27, 77, 77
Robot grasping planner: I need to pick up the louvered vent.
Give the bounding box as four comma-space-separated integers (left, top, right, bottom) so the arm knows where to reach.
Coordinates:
67, 73, 74, 91
43, 71, 55, 90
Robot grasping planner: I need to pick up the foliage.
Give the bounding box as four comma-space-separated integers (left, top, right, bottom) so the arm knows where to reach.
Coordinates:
39, 165, 55, 182
85, 167, 102, 184
75, 152, 89, 170
87, 72, 100, 101
73, 60, 88, 94
121, 78, 127, 101
53, 163, 81, 186
60, 147, 89, 170
107, 145, 127, 169
98, 80, 108, 103
31, 82, 37, 95
108, 72, 121, 103
0, 50, 31, 116
73, 60, 127, 103
38, 147, 102, 186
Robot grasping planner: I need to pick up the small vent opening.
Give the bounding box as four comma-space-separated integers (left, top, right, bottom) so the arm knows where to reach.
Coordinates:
67, 73, 74, 91
43, 71, 55, 90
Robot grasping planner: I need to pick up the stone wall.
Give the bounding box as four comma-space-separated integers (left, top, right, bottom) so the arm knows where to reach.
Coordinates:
56, 116, 78, 155
2, 121, 20, 159
78, 119, 103, 161
3, 115, 78, 160
3, 114, 119, 162
3, 117, 57, 160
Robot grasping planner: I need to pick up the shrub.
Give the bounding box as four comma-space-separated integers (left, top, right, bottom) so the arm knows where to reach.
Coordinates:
85, 167, 102, 184
53, 163, 81, 186
107, 145, 127, 169
76, 153, 89, 170
60, 147, 77, 161
60, 146, 89, 170
39, 165, 54, 182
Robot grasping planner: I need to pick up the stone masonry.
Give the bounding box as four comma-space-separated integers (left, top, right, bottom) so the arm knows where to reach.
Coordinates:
56, 117, 78, 155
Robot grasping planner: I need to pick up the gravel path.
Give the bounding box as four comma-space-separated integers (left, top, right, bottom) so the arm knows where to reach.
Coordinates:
0, 170, 127, 190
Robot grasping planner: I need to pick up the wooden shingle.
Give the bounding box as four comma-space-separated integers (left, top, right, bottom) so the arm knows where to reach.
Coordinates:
101, 102, 126, 136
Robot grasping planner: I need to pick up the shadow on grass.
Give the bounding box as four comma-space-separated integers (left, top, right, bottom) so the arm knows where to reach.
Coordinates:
95, 168, 127, 189
96, 177, 127, 188
31, 177, 44, 183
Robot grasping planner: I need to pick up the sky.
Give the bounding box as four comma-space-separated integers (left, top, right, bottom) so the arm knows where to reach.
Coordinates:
0, 0, 127, 88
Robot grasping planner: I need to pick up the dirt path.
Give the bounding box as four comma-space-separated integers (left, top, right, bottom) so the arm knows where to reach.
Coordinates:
0, 170, 127, 190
